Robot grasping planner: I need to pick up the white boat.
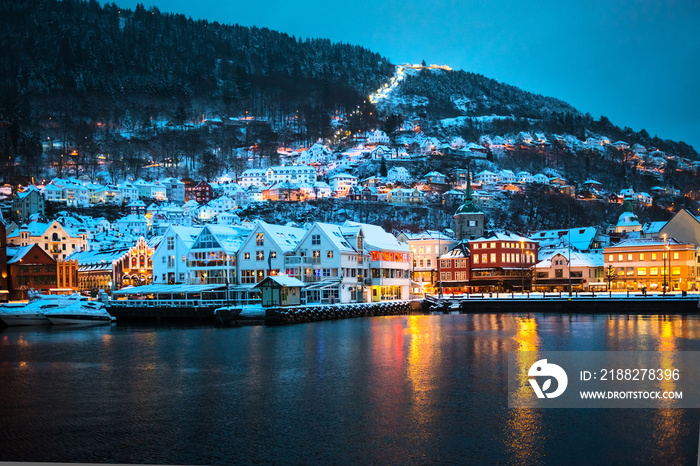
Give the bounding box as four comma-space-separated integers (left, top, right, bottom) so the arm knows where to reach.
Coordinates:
45, 301, 115, 326
0, 294, 87, 326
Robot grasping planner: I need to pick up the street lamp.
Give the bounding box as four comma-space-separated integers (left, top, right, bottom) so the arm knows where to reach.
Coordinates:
662, 234, 667, 294
667, 244, 672, 293
520, 240, 524, 293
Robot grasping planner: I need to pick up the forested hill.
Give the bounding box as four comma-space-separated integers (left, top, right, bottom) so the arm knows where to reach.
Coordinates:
1, 0, 393, 120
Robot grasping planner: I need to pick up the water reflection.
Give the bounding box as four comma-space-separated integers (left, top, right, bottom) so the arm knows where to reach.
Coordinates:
406, 316, 439, 444
0, 314, 699, 465
506, 317, 543, 465
649, 319, 682, 464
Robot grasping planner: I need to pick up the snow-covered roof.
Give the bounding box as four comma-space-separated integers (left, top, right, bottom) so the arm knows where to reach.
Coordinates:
258, 222, 306, 252
529, 227, 599, 251
7, 244, 39, 264
342, 221, 408, 252
472, 231, 531, 243
535, 249, 603, 268
255, 274, 305, 288
313, 223, 357, 252
610, 237, 683, 248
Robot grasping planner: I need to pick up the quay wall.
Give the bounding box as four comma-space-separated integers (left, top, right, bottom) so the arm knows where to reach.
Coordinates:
425, 296, 699, 314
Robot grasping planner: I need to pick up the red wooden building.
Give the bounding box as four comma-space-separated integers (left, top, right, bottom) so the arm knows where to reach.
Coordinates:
438, 242, 471, 294
468, 232, 538, 291
7, 244, 57, 300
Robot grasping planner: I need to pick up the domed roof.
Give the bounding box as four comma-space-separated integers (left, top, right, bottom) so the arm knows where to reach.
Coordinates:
455, 199, 482, 215
617, 211, 640, 227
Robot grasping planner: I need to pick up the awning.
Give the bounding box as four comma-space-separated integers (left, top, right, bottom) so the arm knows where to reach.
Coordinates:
303, 280, 341, 290
113, 284, 224, 295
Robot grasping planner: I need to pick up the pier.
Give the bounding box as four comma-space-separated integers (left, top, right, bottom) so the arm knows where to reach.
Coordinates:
424, 292, 700, 314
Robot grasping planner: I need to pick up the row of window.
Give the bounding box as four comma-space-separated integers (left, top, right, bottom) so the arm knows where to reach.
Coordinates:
473, 253, 534, 265
608, 252, 681, 262
615, 267, 683, 277
440, 271, 468, 281
242, 251, 278, 261
473, 242, 534, 250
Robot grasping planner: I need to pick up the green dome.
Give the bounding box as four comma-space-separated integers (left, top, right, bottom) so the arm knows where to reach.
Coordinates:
455, 200, 482, 215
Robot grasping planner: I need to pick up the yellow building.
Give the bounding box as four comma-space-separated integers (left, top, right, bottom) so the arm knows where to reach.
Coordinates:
603, 237, 698, 292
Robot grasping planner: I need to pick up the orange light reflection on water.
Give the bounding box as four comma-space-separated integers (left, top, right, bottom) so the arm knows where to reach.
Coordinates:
506, 316, 543, 465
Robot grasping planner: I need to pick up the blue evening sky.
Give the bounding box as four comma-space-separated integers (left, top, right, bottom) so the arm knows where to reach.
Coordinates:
110, 0, 700, 150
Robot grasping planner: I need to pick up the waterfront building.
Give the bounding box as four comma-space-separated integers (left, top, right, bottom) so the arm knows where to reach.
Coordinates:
397, 230, 456, 293
603, 237, 698, 292
468, 232, 537, 291
7, 244, 57, 300
343, 221, 410, 301
115, 236, 158, 289
533, 248, 604, 292
285, 222, 364, 303
256, 274, 305, 307
186, 225, 248, 285
0, 216, 8, 301
152, 225, 202, 284
61, 248, 128, 293
437, 242, 471, 294
237, 222, 305, 285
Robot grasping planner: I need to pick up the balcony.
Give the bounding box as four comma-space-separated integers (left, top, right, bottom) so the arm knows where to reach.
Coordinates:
284, 256, 313, 267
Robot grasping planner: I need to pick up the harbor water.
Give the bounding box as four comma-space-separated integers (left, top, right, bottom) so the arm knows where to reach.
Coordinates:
1, 314, 699, 465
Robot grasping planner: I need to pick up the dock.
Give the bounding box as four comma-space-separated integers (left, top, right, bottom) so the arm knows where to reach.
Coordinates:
424, 292, 700, 314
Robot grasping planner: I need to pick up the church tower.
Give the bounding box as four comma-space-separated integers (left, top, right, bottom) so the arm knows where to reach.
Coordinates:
453, 165, 485, 240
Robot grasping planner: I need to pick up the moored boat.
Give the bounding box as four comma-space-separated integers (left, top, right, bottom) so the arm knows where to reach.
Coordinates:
0, 294, 87, 326
45, 301, 115, 326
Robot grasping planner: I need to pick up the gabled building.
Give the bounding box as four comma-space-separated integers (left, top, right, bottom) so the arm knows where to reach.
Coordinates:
286, 222, 365, 303
7, 220, 88, 261
343, 221, 410, 301
115, 236, 157, 289
533, 249, 604, 292
12, 186, 45, 222
659, 209, 700, 247
186, 225, 249, 285
237, 222, 305, 286
438, 242, 471, 294
397, 230, 456, 292
7, 244, 57, 299
152, 225, 202, 285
